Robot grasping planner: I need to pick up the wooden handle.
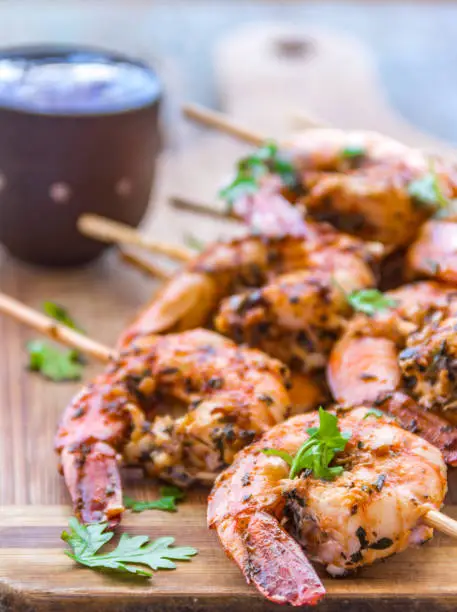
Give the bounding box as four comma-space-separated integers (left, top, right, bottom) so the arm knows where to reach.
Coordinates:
182, 102, 266, 147
0, 293, 113, 363
78, 214, 192, 263
425, 508, 457, 538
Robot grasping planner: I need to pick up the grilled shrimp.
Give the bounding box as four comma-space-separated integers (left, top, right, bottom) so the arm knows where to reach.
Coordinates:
119, 227, 380, 372
328, 281, 457, 463
284, 128, 457, 247
55, 329, 293, 524
215, 245, 376, 371
208, 404, 446, 606
407, 216, 457, 283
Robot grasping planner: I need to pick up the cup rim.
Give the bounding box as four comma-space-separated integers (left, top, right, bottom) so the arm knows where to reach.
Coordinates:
0, 43, 162, 118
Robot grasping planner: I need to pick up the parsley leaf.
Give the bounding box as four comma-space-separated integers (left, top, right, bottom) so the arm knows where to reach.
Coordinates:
62, 518, 198, 577
347, 289, 397, 317
341, 144, 365, 159
183, 233, 206, 252
43, 301, 83, 332
219, 140, 297, 205
363, 408, 385, 419
26, 302, 86, 382
408, 164, 448, 209
124, 486, 185, 513
262, 407, 351, 481
27, 340, 83, 381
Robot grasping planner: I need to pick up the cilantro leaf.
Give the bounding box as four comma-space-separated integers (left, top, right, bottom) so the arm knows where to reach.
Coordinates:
341, 144, 365, 159
62, 518, 197, 577
27, 340, 83, 381
347, 289, 397, 317
124, 486, 185, 513
219, 140, 298, 205
262, 407, 351, 481
43, 301, 83, 332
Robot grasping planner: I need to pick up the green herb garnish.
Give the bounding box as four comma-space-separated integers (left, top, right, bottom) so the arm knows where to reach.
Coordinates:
262, 407, 351, 481
408, 163, 448, 209
183, 233, 206, 252
43, 301, 83, 332
26, 302, 86, 382
124, 486, 185, 513
363, 408, 385, 419
27, 340, 83, 381
62, 518, 197, 577
347, 288, 397, 317
341, 144, 365, 159
219, 141, 297, 205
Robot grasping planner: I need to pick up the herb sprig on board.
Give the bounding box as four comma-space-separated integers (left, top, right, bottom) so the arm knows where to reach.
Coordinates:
262, 407, 351, 481
62, 518, 197, 577
124, 486, 185, 513
26, 302, 86, 382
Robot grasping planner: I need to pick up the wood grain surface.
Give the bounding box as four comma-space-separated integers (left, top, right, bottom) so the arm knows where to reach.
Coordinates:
2, 21, 457, 612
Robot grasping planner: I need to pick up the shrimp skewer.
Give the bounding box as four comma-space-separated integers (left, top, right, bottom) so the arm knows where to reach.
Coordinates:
2, 292, 457, 545
55, 328, 293, 524
118, 228, 380, 374
184, 103, 457, 248
328, 281, 457, 463
208, 405, 448, 606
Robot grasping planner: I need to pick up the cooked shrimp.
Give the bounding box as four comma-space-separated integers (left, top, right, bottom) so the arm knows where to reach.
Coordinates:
215, 245, 376, 371
407, 217, 457, 283
119, 228, 380, 373
328, 281, 457, 463
208, 403, 446, 606
55, 329, 293, 524
283, 128, 457, 247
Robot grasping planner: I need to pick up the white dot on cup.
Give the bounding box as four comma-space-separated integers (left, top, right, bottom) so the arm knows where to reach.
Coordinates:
115, 178, 132, 197
49, 182, 72, 204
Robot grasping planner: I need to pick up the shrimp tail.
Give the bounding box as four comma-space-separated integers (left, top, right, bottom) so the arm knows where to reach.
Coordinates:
118, 272, 218, 345
61, 443, 124, 526
383, 392, 457, 466
215, 512, 325, 606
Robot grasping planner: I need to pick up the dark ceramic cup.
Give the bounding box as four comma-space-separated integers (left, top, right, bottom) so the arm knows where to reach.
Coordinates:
0, 45, 162, 266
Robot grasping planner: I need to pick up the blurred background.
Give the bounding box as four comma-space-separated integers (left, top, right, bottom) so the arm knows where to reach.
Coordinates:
1, 0, 456, 146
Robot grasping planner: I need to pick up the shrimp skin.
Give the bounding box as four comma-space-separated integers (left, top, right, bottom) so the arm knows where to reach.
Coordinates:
217, 511, 325, 606
286, 129, 457, 247
55, 329, 293, 524
327, 282, 457, 463
119, 229, 379, 373
209, 407, 447, 606
407, 219, 457, 283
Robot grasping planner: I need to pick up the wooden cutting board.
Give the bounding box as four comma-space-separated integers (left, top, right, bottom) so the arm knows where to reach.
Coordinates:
1, 24, 457, 612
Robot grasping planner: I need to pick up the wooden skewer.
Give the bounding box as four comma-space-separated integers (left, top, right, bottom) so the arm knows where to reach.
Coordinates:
170, 195, 238, 222
291, 110, 330, 130
424, 508, 457, 538
78, 214, 193, 263
0, 293, 114, 363
182, 102, 266, 147
118, 248, 172, 281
